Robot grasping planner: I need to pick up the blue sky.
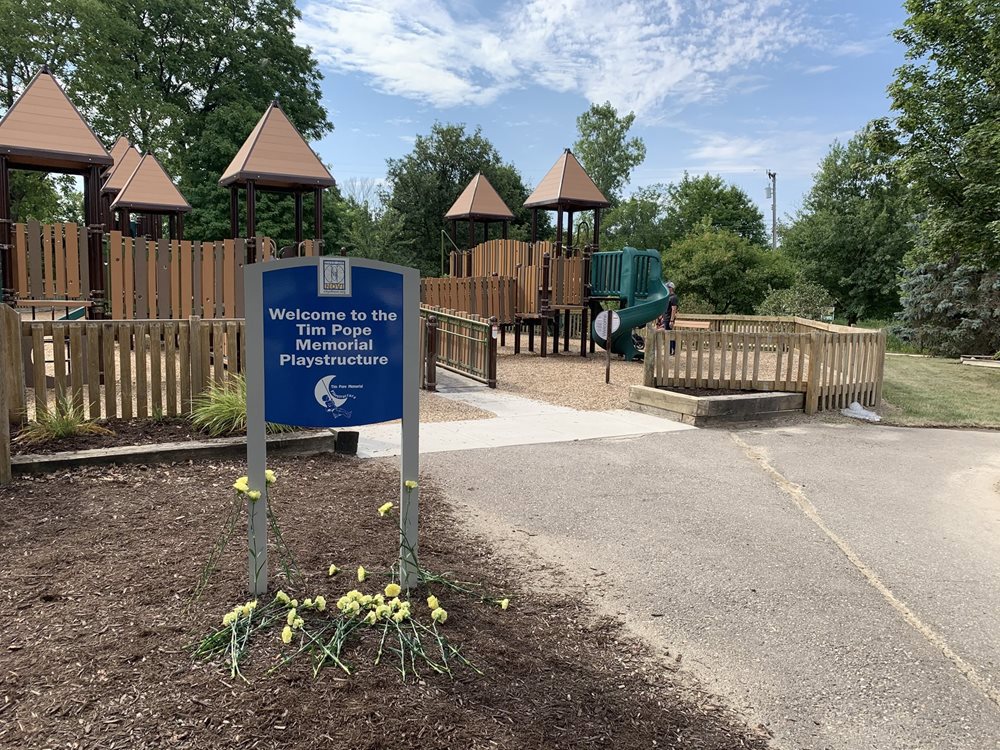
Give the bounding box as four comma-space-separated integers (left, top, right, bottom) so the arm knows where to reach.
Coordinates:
295, 0, 909, 225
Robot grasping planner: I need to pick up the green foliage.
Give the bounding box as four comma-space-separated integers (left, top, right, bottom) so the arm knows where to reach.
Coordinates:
667, 226, 794, 314
602, 174, 767, 252
876, 0, 1000, 268
756, 280, 835, 320
572, 102, 646, 203
894, 259, 1000, 357
15, 396, 113, 445
781, 126, 915, 323
191, 375, 294, 436
384, 123, 538, 275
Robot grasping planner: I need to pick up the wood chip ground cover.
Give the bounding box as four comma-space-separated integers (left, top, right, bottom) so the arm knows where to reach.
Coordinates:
0, 456, 769, 749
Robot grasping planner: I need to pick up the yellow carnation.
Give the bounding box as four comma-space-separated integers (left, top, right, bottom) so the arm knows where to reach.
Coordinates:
336, 596, 351, 611
404, 479, 418, 490
222, 611, 237, 627
375, 604, 391, 620
275, 590, 290, 604
233, 476, 249, 493
247, 489, 261, 502
292, 617, 304, 629
392, 610, 407, 623
265, 469, 277, 485
281, 625, 293, 644
364, 611, 377, 625
286, 608, 297, 626
347, 590, 363, 602
328, 564, 339, 576
315, 595, 326, 612
289, 599, 298, 609
431, 607, 448, 624
346, 601, 361, 616
384, 583, 401, 598
357, 566, 366, 582
302, 598, 313, 609
500, 598, 510, 610
378, 501, 394, 517
426, 595, 439, 610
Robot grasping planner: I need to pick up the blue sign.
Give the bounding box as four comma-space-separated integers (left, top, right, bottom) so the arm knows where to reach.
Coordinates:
261, 258, 404, 428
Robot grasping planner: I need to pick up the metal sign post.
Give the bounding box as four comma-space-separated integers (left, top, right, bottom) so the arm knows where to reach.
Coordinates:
244, 256, 419, 596
594, 309, 621, 385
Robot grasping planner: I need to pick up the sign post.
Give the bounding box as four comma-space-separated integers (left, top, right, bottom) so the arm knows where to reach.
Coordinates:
244, 256, 420, 596
594, 309, 621, 385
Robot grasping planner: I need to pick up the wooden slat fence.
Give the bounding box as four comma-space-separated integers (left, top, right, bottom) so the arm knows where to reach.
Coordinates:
13, 316, 244, 421
420, 277, 517, 324
420, 306, 496, 387
12, 221, 88, 301
643, 319, 885, 414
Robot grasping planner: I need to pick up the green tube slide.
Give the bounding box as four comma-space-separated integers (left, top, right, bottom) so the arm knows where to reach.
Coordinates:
590, 247, 669, 362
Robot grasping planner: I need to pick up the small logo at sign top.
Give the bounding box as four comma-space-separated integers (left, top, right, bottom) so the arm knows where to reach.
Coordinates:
318, 257, 351, 296
314, 375, 355, 418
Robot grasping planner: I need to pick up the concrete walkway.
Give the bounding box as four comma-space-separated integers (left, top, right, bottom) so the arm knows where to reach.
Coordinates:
421, 422, 1000, 750
355, 371, 693, 458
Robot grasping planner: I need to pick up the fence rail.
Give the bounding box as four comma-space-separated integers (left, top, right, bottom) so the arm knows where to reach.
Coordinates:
420, 277, 517, 324
643, 319, 885, 413
420, 306, 497, 387
11, 221, 89, 302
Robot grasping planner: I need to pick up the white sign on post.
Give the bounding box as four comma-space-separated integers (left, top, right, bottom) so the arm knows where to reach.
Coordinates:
244, 256, 420, 596
593, 309, 621, 341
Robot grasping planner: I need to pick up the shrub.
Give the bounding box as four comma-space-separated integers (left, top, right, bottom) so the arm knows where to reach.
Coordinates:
15, 396, 113, 446
894, 259, 1000, 357
191, 375, 295, 436
756, 280, 836, 320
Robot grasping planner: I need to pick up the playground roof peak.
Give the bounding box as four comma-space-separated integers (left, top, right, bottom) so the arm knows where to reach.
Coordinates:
111, 153, 191, 213
108, 136, 132, 166
219, 101, 335, 190
523, 148, 610, 210
0, 67, 112, 170
445, 172, 514, 221
102, 141, 142, 193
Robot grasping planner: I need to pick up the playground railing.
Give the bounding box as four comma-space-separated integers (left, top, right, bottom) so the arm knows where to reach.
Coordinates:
643, 319, 885, 414
420, 276, 516, 325
420, 306, 497, 388
11, 220, 90, 306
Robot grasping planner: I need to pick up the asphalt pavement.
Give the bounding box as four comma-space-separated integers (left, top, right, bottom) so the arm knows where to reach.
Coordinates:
420, 422, 1000, 750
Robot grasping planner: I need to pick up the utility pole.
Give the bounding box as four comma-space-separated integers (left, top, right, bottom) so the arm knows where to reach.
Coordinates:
766, 170, 777, 250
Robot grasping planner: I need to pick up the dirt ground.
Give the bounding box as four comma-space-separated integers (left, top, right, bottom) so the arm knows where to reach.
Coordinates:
0, 455, 769, 750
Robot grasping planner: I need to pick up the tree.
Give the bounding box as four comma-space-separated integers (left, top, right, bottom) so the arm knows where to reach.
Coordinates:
874, 0, 1000, 268
894, 258, 1000, 357
661, 174, 767, 247
781, 127, 916, 323
383, 123, 536, 275
756, 280, 836, 320
600, 185, 669, 251
572, 102, 646, 203
667, 225, 794, 314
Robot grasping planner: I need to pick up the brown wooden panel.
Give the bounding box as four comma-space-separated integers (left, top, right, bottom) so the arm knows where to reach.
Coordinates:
64, 223, 81, 298
108, 231, 124, 318
214, 241, 224, 317
171, 240, 181, 318
31, 324, 46, 416
156, 239, 171, 319
86, 325, 100, 419
212, 321, 224, 384
179, 321, 191, 412
14, 223, 29, 296
191, 242, 203, 317
123, 235, 135, 319
234, 240, 246, 318
134, 237, 148, 319
180, 240, 193, 318
165, 322, 178, 416
77, 225, 89, 298
27, 219, 44, 300
53, 226, 67, 298
68, 323, 84, 412
149, 322, 163, 416
42, 224, 54, 298
201, 241, 215, 316
102, 323, 116, 418
52, 325, 67, 405
223, 239, 236, 318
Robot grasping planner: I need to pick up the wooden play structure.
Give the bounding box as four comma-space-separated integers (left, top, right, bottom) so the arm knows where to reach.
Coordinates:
426, 150, 610, 357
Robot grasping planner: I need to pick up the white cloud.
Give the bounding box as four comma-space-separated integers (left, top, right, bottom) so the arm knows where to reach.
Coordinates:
804, 64, 836, 75
681, 127, 855, 179
296, 0, 809, 118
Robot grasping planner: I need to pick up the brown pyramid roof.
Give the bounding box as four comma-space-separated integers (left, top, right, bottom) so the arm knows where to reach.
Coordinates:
110, 153, 191, 213
219, 101, 335, 189
102, 144, 142, 194
108, 136, 131, 166
445, 173, 514, 220
0, 67, 112, 170
524, 149, 610, 210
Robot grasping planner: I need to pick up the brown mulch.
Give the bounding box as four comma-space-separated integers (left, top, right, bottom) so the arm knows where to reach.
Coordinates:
0, 456, 770, 749
10, 418, 207, 455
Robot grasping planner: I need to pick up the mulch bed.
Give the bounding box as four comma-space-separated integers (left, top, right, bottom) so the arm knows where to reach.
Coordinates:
10, 418, 205, 455
0, 456, 770, 749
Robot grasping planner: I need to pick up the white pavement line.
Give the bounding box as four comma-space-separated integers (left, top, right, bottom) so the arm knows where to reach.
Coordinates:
732, 432, 1000, 711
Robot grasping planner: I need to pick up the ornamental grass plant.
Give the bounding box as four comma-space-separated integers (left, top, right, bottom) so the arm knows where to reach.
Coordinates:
15, 395, 113, 446
190, 374, 295, 436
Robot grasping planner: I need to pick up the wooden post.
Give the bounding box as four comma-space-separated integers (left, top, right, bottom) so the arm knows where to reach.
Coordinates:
313, 187, 324, 248
86, 166, 106, 319
487, 316, 498, 388
425, 315, 437, 392
567, 211, 574, 251
467, 218, 474, 250
805, 332, 822, 415
0, 317, 9, 485
555, 209, 563, 256
230, 185, 239, 239
643, 323, 655, 386
540, 252, 550, 358
593, 207, 601, 251
581, 248, 592, 357
189, 315, 203, 399
0, 154, 11, 305
176, 213, 185, 242
874, 330, 886, 407
246, 180, 257, 239
294, 191, 304, 245
1, 305, 24, 426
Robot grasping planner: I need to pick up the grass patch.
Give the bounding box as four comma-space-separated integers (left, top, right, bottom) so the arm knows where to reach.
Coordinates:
14, 396, 113, 446
190, 375, 295, 436
881, 355, 1000, 428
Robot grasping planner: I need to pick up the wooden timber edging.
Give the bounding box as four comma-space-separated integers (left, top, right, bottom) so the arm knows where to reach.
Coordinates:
9, 429, 357, 475
642, 320, 886, 414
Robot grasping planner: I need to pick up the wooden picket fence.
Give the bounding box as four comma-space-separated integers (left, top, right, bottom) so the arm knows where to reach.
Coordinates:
643, 317, 886, 414
420, 276, 517, 324
8, 316, 244, 422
